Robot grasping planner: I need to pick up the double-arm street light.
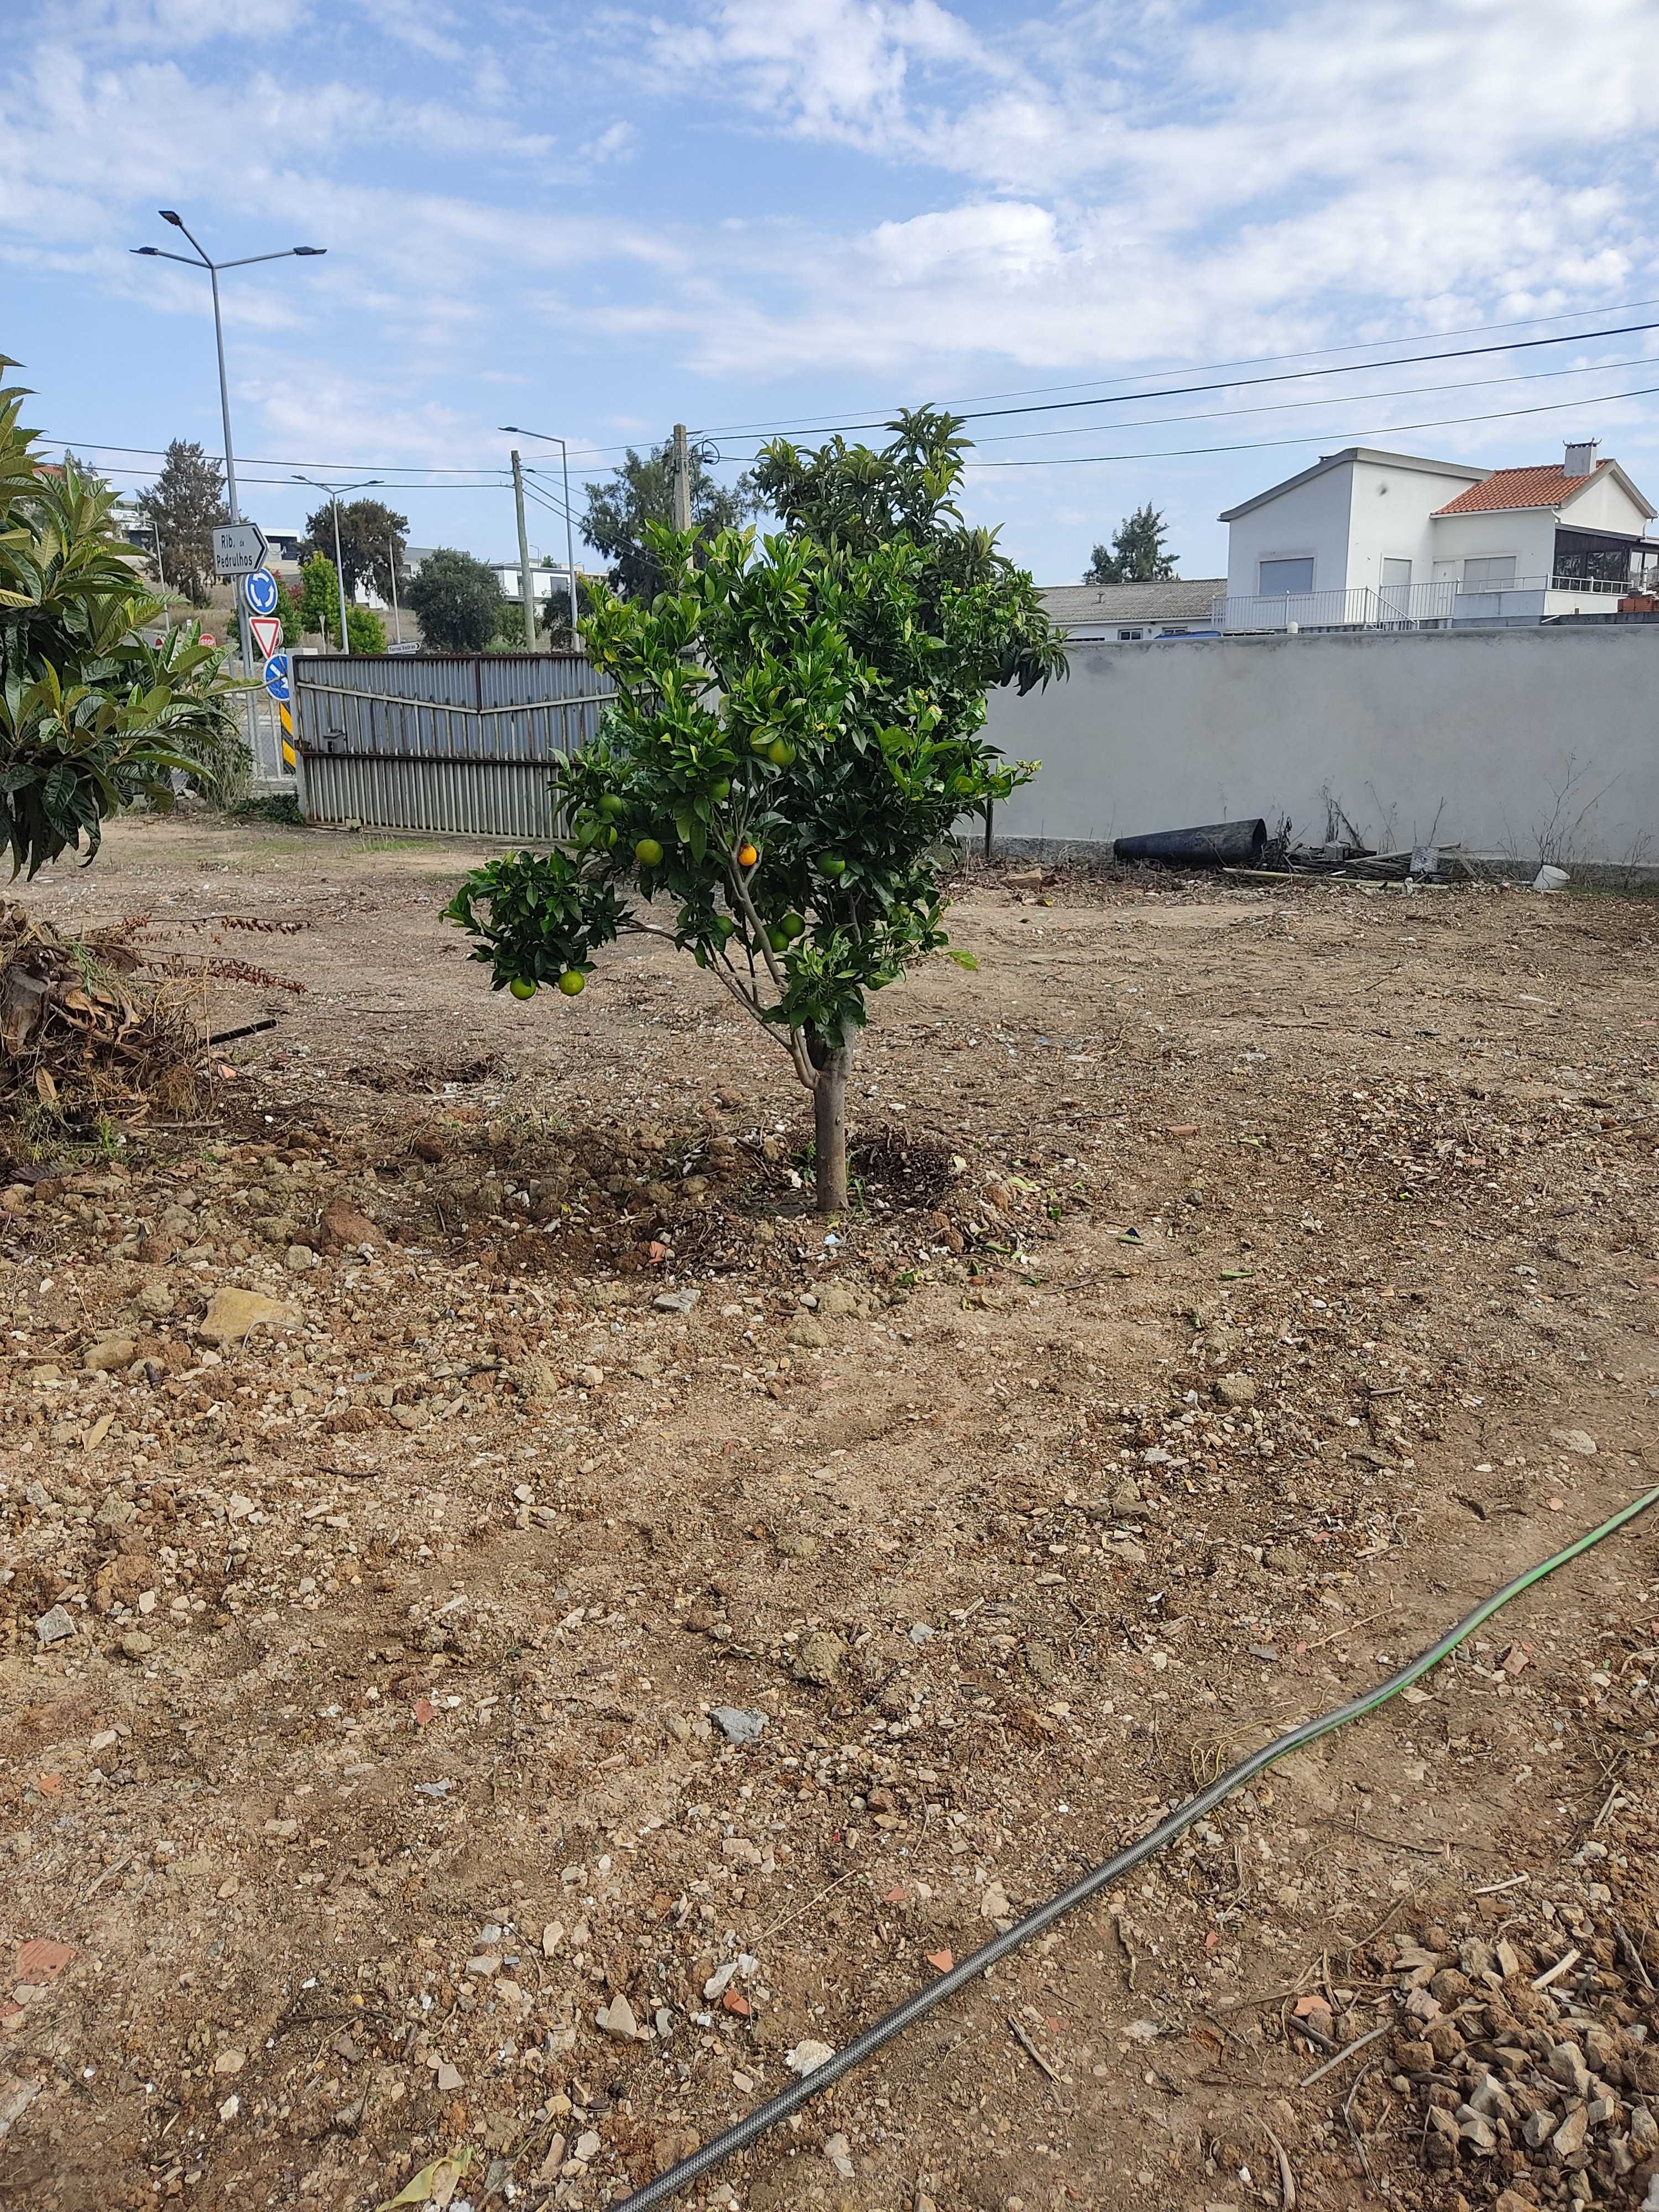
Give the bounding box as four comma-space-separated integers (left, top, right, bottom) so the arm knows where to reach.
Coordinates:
132, 211, 325, 717
499, 425, 578, 628
293, 476, 382, 649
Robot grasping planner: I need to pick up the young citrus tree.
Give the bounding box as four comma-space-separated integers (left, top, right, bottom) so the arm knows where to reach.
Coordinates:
444, 410, 1066, 1211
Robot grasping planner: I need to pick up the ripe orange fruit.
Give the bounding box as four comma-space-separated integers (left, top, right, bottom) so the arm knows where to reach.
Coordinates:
737, 842, 759, 867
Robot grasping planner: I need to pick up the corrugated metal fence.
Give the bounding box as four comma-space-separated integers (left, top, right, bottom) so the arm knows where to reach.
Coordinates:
291, 651, 614, 838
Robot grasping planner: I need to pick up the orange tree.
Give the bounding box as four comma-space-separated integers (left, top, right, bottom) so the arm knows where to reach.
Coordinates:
443, 410, 1066, 1210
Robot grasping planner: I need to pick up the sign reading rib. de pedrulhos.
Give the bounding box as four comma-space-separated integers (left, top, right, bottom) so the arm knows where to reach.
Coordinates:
443, 409, 1066, 1212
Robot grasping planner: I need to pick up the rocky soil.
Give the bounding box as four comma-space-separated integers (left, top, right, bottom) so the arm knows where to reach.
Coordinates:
1, 817, 1656, 2212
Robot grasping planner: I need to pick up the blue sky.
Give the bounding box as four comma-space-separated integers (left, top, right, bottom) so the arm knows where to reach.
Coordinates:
7, 0, 1659, 584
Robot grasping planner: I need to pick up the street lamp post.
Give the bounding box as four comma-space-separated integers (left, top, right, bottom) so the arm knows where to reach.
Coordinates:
388, 531, 403, 645
131, 212, 325, 722
500, 425, 578, 631
292, 476, 382, 649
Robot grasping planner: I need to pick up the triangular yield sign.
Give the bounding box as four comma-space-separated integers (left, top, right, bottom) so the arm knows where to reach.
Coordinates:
249, 613, 283, 660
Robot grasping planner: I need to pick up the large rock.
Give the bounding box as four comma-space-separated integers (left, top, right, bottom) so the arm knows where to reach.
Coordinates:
199, 1287, 299, 1346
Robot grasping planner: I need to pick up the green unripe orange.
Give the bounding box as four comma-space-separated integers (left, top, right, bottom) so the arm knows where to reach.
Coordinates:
780, 911, 806, 940
767, 927, 790, 952
508, 977, 536, 1000
557, 971, 586, 997
710, 778, 731, 801
767, 738, 795, 767
597, 794, 625, 818
634, 837, 664, 867
818, 854, 846, 878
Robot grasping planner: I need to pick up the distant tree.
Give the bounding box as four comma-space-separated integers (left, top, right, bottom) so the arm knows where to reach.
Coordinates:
541, 571, 594, 650
581, 441, 761, 599
297, 554, 341, 644
404, 547, 503, 651
1084, 502, 1177, 586
346, 605, 386, 654
300, 497, 409, 602
277, 582, 304, 647
135, 440, 228, 605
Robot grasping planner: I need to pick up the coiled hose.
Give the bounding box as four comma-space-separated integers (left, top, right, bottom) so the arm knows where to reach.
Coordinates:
619, 1483, 1659, 2211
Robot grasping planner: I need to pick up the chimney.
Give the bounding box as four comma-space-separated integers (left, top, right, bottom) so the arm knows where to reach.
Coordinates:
1563, 439, 1598, 478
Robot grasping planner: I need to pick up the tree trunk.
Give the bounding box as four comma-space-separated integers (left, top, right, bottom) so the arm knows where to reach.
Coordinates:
811, 1041, 852, 1212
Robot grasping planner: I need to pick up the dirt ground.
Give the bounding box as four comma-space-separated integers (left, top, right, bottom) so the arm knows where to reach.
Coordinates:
3, 815, 1657, 2212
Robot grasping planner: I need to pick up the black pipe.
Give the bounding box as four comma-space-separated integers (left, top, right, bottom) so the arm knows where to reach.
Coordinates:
1114, 817, 1266, 867
617, 1486, 1659, 2210
202, 1017, 279, 1049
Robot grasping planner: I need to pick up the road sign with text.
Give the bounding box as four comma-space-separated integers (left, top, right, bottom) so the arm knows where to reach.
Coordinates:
212, 521, 269, 578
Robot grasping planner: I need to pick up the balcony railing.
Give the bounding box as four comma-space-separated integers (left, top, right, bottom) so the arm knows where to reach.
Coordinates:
1212, 582, 1458, 633
1212, 573, 1648, 635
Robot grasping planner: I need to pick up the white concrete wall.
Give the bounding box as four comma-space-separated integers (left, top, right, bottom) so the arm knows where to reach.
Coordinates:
1429, 507, 1557, 583
1343, 456, 1480, 595
983, 625, 1659, 862
1561, 469, 1653, 535
1224, 465, 1354, 598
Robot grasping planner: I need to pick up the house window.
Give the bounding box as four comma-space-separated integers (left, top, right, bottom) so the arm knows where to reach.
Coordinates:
1118, 627, 1144, 640
1462, 555, 1516, 591
1259, 556, 1314, 596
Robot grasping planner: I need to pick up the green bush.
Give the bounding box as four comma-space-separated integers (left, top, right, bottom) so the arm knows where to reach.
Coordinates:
0, 358, 248, 877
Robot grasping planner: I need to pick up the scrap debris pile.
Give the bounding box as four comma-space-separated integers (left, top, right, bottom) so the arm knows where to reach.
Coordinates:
0, 902, 204, 1119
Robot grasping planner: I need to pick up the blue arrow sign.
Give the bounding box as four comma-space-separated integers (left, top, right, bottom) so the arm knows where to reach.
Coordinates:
262, 653, 291, 705
243, 568, 279, 616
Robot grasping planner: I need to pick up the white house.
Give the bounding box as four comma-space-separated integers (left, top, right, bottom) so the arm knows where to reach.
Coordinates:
1218, 441, 1659, 630
1039, 578, 1225, 641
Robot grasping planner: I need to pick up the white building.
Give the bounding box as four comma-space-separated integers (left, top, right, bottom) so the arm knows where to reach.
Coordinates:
1218, 441, 1658, 631
1039, 578, 1225, 641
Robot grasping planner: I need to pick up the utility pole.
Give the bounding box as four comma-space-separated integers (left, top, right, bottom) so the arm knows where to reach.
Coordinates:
510, 449, 537, 649
388, 531, 402, 645
671, 422, 691, 533
291, 474, 382, 649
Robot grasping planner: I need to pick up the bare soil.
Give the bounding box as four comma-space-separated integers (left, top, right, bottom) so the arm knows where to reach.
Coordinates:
3, 815, 1657, 2212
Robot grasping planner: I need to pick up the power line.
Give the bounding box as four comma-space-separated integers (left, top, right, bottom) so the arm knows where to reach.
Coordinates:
964, 375, 1659, 469
685, 293, 1659, 442
41, 438, 518, 475
703, 318, 1659, 451
966, 348, 1659, 449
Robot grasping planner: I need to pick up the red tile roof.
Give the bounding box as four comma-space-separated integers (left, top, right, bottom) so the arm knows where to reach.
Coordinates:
1434, 461, 1610, 515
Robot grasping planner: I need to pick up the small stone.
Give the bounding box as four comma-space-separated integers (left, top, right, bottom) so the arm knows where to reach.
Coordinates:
653, 1288, 699, 1315
284, 1244, 318, 1272
777, 1534, 821, 1560
577, 1364, 604, 1390
83, 1335, 137, 1374
1550, 1428, 1598, 1457
320, 1198, 382, 1249
1457, 2111, 1496, 2152
1552, 2104, 1589, 2159
94, 1493, 135, 1530
595, 1992, 639, 2041
119, 1632, 155, 1660
217, 2093, 239, 2124
1109, 1478, 1144, 1517
786, 1314, 826, 1348
212, 2049, 246, 2075
786, 2039, 835, 2078
711, 1706, 768, 1745
794, 1630, 847, 1686
573, 2130, 601, 2163
136, 1277, 175, 1318
34, 1605, 75, 1646
823, 2131, 854, 2179
434, 2062, 463, 2093
1548, 2043, 1592, 2096
980, 1881, 1011, 1922
199, 1287, 298, 1345
1213, 1373, 1258, 1408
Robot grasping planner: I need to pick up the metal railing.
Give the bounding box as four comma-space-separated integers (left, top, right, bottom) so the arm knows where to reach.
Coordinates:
1212, 573, 1650, 635
1211, 581, 1458, 632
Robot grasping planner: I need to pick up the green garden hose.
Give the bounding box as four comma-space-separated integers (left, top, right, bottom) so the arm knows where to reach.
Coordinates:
620, 1483, 1659, 2211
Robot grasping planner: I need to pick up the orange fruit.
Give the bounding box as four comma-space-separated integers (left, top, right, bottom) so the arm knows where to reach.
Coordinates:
737, 842, 759, 867
557, 971, 586, 997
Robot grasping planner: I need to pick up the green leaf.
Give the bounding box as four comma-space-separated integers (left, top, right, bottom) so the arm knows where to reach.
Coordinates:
945, 947, 979, 971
